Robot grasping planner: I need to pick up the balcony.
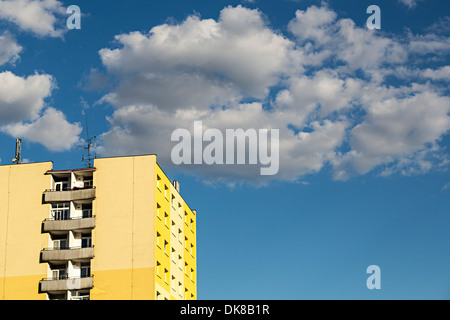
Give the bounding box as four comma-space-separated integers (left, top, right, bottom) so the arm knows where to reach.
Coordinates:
44, 187, 96, 203
43, 216, 95, 233
40, 276, 94, 293
41, 246, 94, 263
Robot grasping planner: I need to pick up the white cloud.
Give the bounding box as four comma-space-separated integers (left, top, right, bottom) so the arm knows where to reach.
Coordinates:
0, 71, 82, 151
1, 107, 82, 151
95, 5, 450, 185
99, 5, 295, 110
275, 69, 362, 122
422, 66, 450, 81
288, 5, 407, 71
0, 0, 66, 37
398, 0, 423, 8
0, 31, 22, 65
408, 33, 450, 54
333, 89, 450, 178
0, 71, 54, 124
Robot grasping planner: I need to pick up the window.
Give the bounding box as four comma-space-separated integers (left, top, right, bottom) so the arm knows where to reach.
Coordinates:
51, 202, 70, 220
185, 236, 188, 250
184, 211, 188, 224
185, 262, 188, 275
178, 282, 182, 296
55, 180, 69, 191
190, 243, 194, 256
171, 248, 176, 262
178, 255, 182, 269
156, 232, 161, 247
156, 291, 161, 300
178, 203, 182, 217
171, 220, 175, 235
164, 269, 168, 283
164, 240, 168, 255
164, 185, 168, 199
171, 276, 175, 290
53, 239, 67, 250
190, 218, 194, 231
52, 264, 67, 280
157, 175, 161, 190
156, 203, 161, 219
81, 262, 90, 278
178, 229, 182, 242
191, 268, 194, 281
156, 262, 161, 277
83, 177, 93, 188
82, 203, 92, 218
171, 194, 175, 207
81, 233, 92, 248
185, 288, 188, 300
164, 213, 169, 227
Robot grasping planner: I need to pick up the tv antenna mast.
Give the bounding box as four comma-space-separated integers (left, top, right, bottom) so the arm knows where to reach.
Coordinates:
79, 114, 96, 168
12, 138, 22, 164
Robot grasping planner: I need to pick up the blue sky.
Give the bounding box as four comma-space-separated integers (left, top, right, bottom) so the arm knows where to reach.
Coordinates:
0, 0, 450, 299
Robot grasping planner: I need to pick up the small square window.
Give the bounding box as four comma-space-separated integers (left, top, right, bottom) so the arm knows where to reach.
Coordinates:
164, 185, 169, 199
156, 232, 161, 247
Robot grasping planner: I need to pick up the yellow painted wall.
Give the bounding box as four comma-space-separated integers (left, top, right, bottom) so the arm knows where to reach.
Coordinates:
169, 182, 184, 300
155, 164, 171, 296
0, 162, 52, 300
91, 155, 156, 300
155, 164, 197, 300
0, 155, 196, 300
183, 202, 197, 300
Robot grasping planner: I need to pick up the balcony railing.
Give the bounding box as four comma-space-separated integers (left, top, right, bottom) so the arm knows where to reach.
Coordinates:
41, 246, 94, 262
43, 216, 95, 233
43, 187, 96, 202
40, 276, 94, 293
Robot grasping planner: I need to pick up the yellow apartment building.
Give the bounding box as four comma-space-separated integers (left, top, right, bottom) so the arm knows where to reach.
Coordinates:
0, 154, 197, 300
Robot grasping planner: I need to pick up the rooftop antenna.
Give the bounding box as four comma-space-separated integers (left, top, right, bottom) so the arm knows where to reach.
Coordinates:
12, 138, 22, 164
78, 113, 96, 168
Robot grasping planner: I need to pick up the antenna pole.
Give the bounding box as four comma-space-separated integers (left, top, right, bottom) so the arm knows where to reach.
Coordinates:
12, 138, 21, 164
79, 113, 96, 168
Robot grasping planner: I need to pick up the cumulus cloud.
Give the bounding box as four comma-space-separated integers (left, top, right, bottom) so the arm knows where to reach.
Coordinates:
0, 31, 22, 65
0, 71, 82, 151
0, 0, 66, 37
99, 5, 295, 110
94, 5, 450, 184
0, 71, 54, 123
288, 6, 407, 72
1, 107, 82, 151
333, 89, 450, 178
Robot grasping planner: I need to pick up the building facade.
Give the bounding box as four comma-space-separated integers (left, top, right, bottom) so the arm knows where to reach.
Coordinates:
0, 155, 197, 300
